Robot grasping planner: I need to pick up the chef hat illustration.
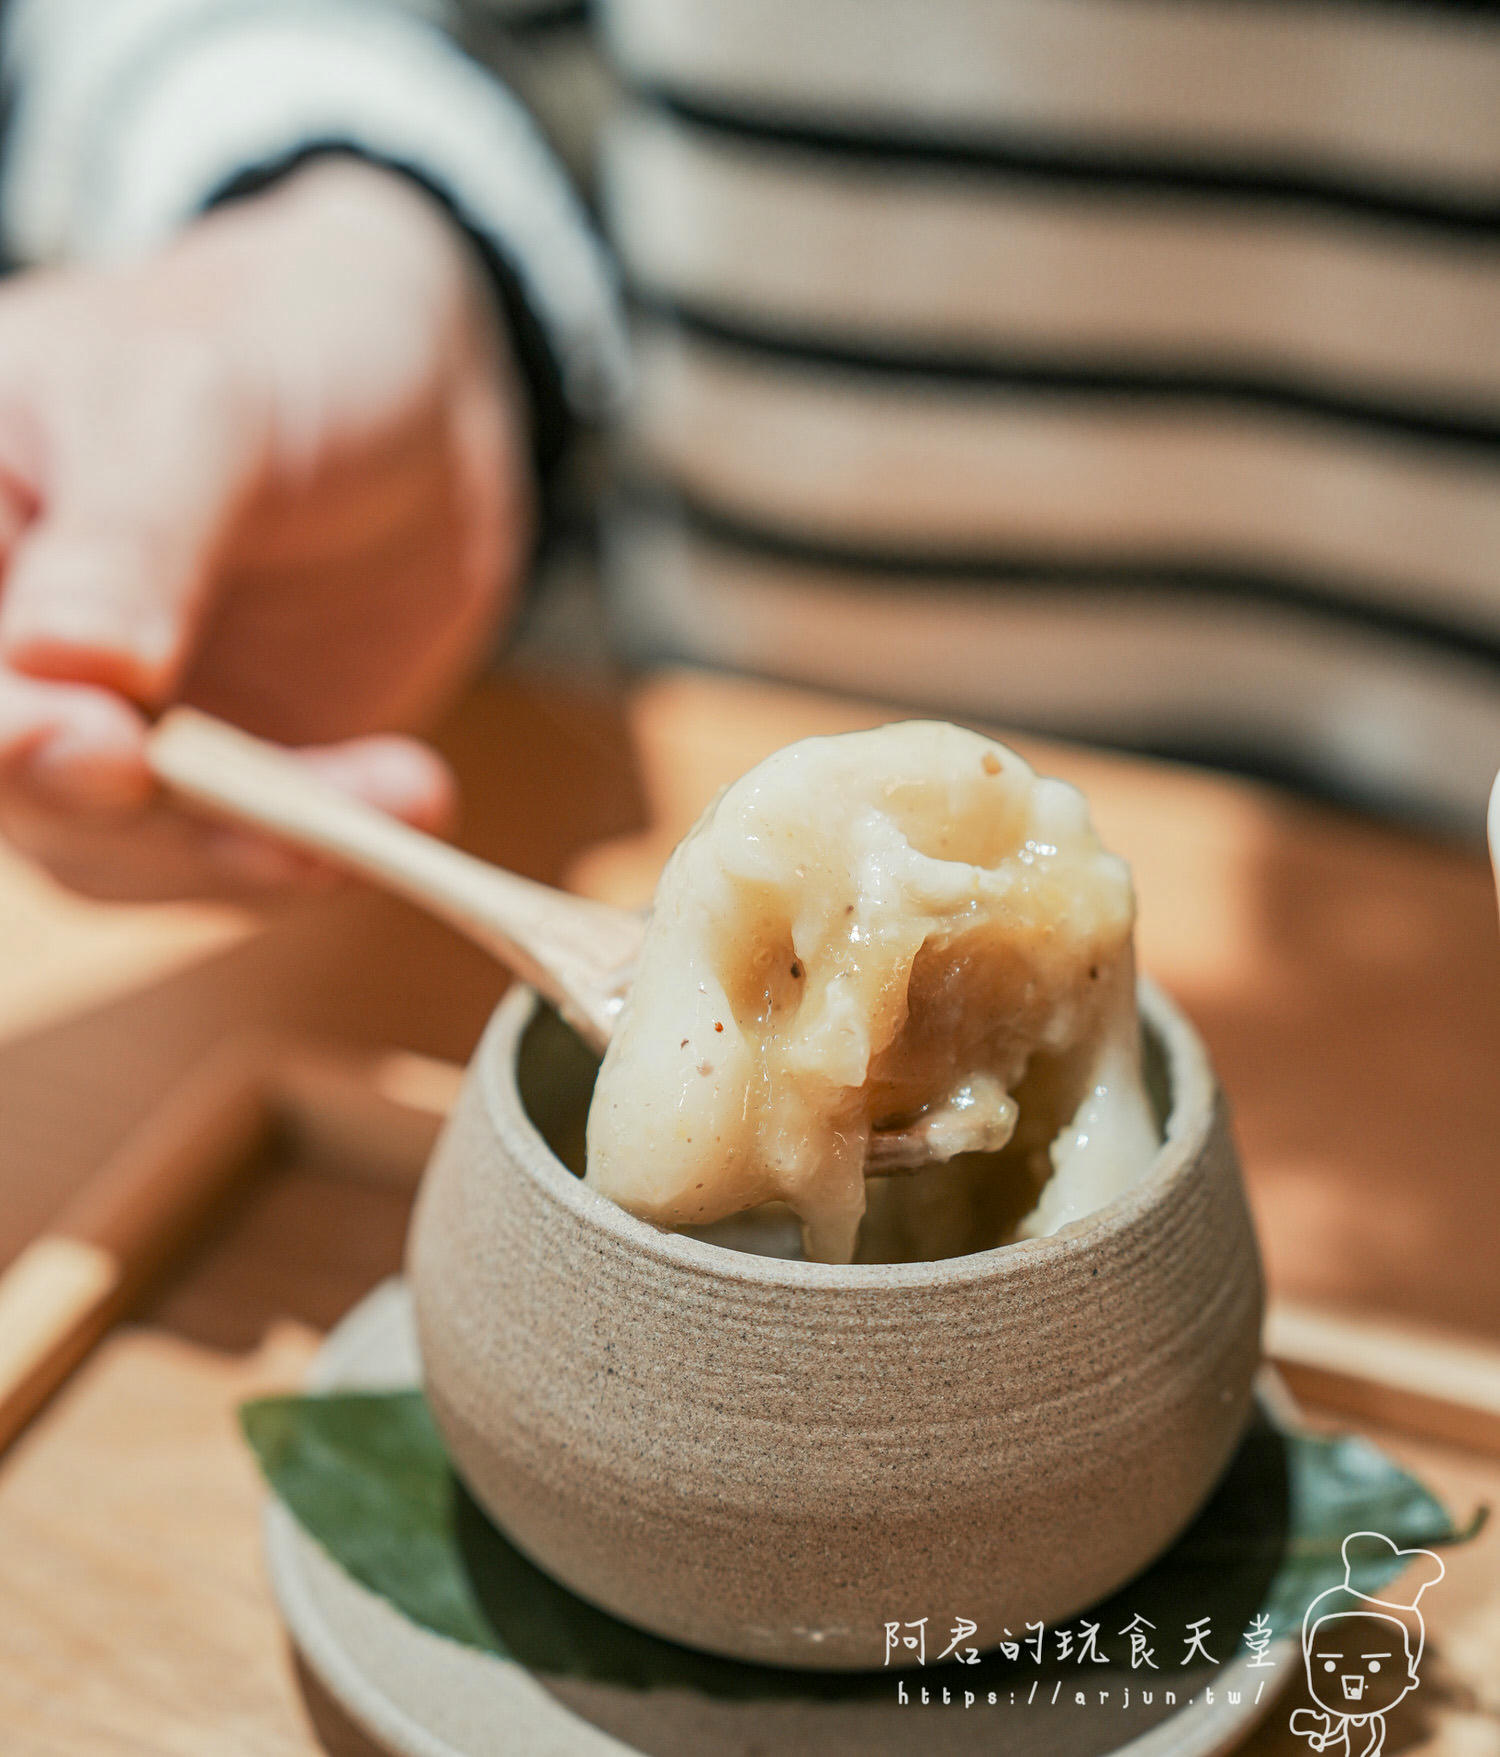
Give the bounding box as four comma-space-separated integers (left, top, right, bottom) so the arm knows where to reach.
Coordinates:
1302, 1533, 1446, 1669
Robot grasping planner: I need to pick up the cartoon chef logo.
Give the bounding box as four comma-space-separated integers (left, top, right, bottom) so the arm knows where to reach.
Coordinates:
1289, 1532, 1445, 1757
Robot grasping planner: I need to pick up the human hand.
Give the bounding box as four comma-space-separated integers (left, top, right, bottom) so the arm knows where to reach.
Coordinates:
0, 157, 533, 898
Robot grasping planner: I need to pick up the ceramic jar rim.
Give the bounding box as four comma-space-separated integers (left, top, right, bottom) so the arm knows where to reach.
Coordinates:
473, 975, 1215, 1293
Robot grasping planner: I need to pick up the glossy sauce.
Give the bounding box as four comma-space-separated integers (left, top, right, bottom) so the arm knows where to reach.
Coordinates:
585, 722, 1158, 1263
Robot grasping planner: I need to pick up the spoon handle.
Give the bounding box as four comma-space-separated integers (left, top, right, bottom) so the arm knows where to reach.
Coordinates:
147, 709, 640, 1049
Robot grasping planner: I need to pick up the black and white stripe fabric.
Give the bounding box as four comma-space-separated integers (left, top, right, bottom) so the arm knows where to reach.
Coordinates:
0, 0, 628, 418
600, 0, 1500, 827
2, 0, 1497, 823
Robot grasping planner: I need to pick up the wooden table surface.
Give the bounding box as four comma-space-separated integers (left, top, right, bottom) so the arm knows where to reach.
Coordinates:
1, 668, 1497, 1756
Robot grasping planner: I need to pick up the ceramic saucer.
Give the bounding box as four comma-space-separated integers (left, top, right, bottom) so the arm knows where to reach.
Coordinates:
265, 1280, 1292, 1757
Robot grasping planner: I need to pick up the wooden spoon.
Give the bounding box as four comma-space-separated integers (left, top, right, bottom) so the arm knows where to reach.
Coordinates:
147, 709, 963, 1172
149, 708, 642, 1051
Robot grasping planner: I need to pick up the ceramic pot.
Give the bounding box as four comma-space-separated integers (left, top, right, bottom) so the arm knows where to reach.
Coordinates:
408, 980, 1262, 1670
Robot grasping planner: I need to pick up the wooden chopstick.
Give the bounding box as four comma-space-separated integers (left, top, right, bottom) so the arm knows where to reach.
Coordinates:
0, 1039, 463, 1455
1266, 1299, 1500, 1458
0, 1040, 273, 1453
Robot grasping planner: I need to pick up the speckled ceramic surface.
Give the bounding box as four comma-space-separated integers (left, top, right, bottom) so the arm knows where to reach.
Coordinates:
266, 1280, 1291, 1757
408, 980, 1264, 1672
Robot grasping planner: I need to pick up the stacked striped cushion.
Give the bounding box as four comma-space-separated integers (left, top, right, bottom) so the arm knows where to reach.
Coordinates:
598, 0, 1500, 827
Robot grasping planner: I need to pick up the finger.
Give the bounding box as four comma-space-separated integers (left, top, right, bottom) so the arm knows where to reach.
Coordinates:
0, 685, 326, 897
0, 786, 322, 901
200, 824, 332, 890
0, 664, 152, 811
45, 733, 455, 898
187, 736, 455, 889
0, 675, 455, 898
0, 345, 267, 705
298, 735, 458, 835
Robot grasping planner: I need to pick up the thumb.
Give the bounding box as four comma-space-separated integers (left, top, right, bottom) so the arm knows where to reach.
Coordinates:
298, 736, 458, 837
0, 349, 267, 705
201, 735, 458, 889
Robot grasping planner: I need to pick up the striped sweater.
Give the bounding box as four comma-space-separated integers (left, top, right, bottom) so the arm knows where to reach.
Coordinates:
3, 0, 1497, 826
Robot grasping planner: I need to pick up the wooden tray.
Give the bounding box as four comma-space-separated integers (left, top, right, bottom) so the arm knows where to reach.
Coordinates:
3, 671, 1498, 1754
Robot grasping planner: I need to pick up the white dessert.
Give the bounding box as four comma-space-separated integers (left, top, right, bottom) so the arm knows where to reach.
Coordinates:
585, 722, 1159, 1263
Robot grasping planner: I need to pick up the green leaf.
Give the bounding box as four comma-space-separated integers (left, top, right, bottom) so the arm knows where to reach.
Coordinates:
242, 1392, 495, 1653
1260, 1430, 1478, 1633
241, 1392, 1481, 1698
